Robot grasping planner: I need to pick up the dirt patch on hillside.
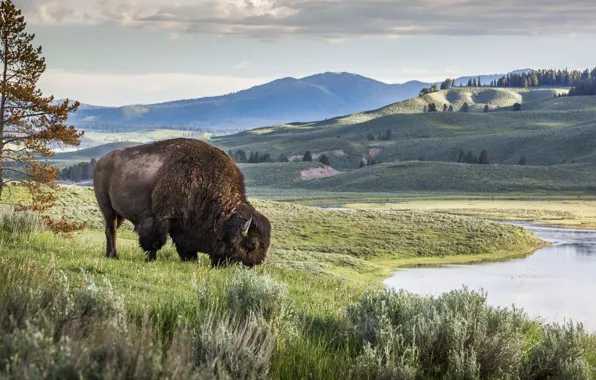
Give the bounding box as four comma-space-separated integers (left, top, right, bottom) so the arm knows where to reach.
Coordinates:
300, 167, 342, 180
368, 148, 382, 157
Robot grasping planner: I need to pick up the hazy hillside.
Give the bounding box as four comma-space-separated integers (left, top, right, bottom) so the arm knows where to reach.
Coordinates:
68, 70, 530, 131
52, 141, 140, 161
213, 87, 596, 171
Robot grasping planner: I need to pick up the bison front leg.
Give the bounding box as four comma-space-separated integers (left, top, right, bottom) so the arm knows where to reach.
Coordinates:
137, 214, 169, 262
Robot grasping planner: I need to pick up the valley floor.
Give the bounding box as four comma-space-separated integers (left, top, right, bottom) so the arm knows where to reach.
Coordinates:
1, 186, 595, 379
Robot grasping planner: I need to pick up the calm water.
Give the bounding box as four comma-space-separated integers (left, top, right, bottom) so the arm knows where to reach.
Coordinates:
384, 222, 596, 332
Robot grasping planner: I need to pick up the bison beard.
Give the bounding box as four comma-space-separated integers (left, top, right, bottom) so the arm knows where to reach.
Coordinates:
92, 138, 271, 267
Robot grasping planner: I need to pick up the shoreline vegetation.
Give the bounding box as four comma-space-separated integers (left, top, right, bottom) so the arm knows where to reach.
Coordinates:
1, 185, 595, 378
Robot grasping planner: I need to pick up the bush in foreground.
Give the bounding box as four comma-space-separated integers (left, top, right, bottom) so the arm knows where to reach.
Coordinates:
347, 287, 592, 379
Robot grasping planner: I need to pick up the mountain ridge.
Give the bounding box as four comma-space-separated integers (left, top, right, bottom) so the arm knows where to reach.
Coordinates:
68, 69, 536, 130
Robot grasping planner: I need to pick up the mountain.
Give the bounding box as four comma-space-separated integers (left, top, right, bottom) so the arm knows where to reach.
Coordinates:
68, 70, 532, 131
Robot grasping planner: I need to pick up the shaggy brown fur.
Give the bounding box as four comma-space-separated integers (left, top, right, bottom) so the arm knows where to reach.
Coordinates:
92, 138, 271, 266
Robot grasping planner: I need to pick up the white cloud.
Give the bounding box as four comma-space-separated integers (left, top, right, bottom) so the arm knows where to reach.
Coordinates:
18, 0, 596, 39
233, 60, 251, 69
38, 69, 273, 106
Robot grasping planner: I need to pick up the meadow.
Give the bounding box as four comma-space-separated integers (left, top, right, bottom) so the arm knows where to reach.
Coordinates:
1, 185, 595, 379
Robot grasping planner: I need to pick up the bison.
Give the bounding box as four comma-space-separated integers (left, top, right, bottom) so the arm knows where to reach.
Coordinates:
92, 138, 271, 267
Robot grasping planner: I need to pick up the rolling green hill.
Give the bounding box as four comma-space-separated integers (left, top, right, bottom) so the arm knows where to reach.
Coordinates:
233, 161, 596, 193
212, 87, 596, 171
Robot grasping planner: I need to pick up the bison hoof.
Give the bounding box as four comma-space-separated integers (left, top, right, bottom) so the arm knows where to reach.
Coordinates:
106, 253, 119, 260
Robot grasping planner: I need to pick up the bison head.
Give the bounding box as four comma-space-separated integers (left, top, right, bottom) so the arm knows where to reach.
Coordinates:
213, 208, 271, 267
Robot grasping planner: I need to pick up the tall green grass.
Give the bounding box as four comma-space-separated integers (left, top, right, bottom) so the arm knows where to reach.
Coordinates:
0, 207, 595, 378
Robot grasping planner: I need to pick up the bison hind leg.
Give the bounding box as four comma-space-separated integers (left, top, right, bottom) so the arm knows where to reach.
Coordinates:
137, 213, 169, 262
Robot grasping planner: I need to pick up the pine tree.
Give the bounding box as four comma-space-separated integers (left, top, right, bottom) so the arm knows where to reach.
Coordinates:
518, 155, 527, 165
443, 104, 448, 112
71, 165, 83, 182
483, 104, 489, 113
278, 154, 289, 162
319, 154, 330, 166
457, 150, 465, 163
303, 151, 313, 162
513, 103, 522, 111
465, 150, 477, 164
0, 0, 82, 206
461, 103, 470, 112
261, 153, 272, 163
359, 159, 365, 168
478, 150, 490, 165
448, 105, 454, 112
477, 77, 482, 87
367, 132, 375, 141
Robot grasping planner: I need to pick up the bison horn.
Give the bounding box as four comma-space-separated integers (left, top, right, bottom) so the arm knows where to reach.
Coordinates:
241, 218, 252, 237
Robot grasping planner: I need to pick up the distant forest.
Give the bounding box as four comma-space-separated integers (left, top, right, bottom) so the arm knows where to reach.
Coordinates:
60, 159, 96, 182
421, 67, 596, 97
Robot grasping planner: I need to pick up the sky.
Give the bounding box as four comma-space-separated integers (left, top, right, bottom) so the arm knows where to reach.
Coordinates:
16, 0, 596, 106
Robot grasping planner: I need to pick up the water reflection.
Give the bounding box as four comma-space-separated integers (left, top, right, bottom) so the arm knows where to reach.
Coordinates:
384, 222, 596, 332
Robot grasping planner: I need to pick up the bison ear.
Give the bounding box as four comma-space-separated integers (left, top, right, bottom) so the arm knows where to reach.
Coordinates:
241, 218, 252, 237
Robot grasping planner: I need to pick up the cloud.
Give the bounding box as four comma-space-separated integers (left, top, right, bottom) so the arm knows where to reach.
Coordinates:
233, 60, 251, 69
38, 69, 273, 106
19, 0, 596, 39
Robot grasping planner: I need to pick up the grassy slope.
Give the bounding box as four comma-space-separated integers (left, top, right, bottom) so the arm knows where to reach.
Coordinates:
212, 88, 596, 170
295, 161, 596, 193
345, 198, 596, 230
3, 186, 596, 378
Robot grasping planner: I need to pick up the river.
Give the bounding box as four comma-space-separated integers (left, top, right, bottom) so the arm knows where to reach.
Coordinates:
384, 221, 596, 332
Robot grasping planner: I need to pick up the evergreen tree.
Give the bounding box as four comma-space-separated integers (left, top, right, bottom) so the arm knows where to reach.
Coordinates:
367, 132, 375, 141
0, 0, 82, 203
418, 156, 425, 161
478, 150, 490, 165
472, 78, 477, 87
477, 77, 482, 87
381, 129, 393, 141
448, 105, 454, 112
423, 105, 428, 113
319, 154, 331, 166
443, 104, 448, 112
467, 79, 473, 87
457, 150, 465, 163
483, 104, 489, 113
71, 165, 83, 182
278, 154, 290, 162
518, 155, 527, 165
303, 151, 313, 162
513, 103, 522, 111
261, 153, 273, 163
236, 150, 247, 162
359, 159, 366, 168
465, 150, 477, 164
367, 158, 378, 166
461, 103, 470, 112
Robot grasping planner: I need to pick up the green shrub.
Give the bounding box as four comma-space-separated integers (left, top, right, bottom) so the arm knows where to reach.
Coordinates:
0, 208, 43, 235
347, 287, 591, 379
225, 267, 289, 321
193, 315, 275, 380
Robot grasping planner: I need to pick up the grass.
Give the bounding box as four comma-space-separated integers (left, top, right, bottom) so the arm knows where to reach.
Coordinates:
346, 198, 596, 230
237, 161, 596, 194
5, 185, 593, 378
